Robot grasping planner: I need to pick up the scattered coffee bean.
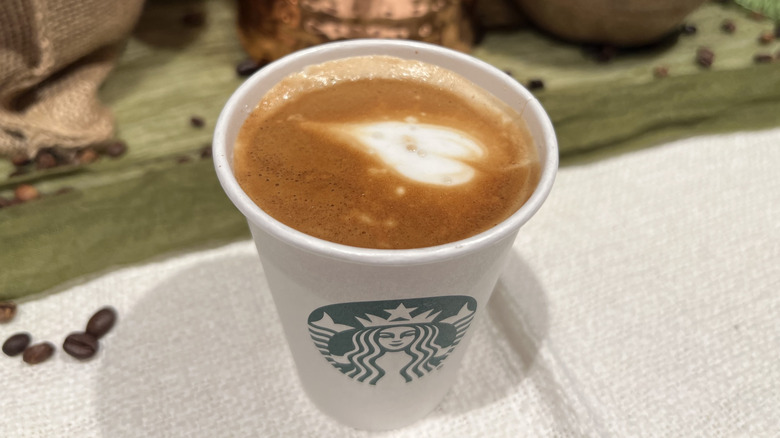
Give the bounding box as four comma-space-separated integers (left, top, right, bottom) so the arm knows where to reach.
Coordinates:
51, 148, 78, 165
105, 140, 128, 158
77, 147, 98, 164
595, 45, 617, 63
86, 307, 117, 339
22, 342, 55, 365
236, 58, 267, 77
0, 198, 21, 208
775, 23, 780, 39
758, 31, 774, 45
35, 150, 57, 169
10, 154, 31, 167
63, 332, 99, 360
754, 53, 774, 63
696, 47, 715, 68
526, 79, 545, 91
55, 186, 75, 195
503, 69, 513, 77
8, 167, 28, 178
0, 197, 12, 208
190, 116, 205, 128
200, 144, 213, 159
0, 301, 17, 322
14, 184, 39, 202
182, 10, 206, 27
176, 155, 192, 164
653, 66, 669, 78
3, 333, 31, 356
680, 23, 697, 35
721, 19, 736, 34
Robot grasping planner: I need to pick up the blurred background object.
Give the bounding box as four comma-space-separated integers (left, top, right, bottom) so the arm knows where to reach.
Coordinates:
473, 0, 527, 30
513, 0, 707, 46
236, 0, 476, 62
0, 0, 145, 159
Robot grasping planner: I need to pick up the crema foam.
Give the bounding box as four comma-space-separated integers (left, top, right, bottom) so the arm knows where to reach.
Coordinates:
233, 55, 540, 249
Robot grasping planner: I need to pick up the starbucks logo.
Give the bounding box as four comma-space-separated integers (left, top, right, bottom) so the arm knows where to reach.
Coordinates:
307, 296, 476, 386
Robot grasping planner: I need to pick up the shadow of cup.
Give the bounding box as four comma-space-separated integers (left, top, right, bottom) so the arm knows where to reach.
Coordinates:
435, 248, 550, 415
95, 247, 550, 435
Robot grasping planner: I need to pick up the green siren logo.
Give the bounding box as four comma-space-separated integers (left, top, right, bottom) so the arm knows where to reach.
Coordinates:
307, 296, 476, 386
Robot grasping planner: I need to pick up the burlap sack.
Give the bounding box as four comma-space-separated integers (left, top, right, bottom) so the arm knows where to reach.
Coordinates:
0, 0, 145, 158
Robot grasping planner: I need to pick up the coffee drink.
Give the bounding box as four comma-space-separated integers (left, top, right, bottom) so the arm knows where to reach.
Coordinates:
234, 55, 540, 249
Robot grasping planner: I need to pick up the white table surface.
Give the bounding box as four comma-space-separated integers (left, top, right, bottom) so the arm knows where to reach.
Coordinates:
2, 128, 779, 437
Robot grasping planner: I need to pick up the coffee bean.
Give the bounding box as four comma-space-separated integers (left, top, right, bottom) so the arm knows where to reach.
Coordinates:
55, 186, 75, 195
0, 198, 21, 207
758, 31, 774, 45
696, 47, 715, 68
775, 23, 780, 39
3, 333, 31, 356
9, 167, 28, 178
236, 58, 267, 77
35, 150, 57, 169
105, 140, 128, 158
653, 66, 669, 78
190, 116, 205, 128
14, 184, 39, 202
86, 307, 117, 339
526, 79, 545, 91
176, 155, 192, 164
200, 144, 212, 159
182, 10, 206, 27
0, 301, 16, 322
23, 342, 55, 365
680, 23, 697, 35
595, 45, 617, 63
503, 69, 513, 77
10, 154, 31, 167
721, 19, 736, 34
51, 147, 78, 165
754, 54, 774, 63
63, 332, 99, 360
77, 147, 99, 164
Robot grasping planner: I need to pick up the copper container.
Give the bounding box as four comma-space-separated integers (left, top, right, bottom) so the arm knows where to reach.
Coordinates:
237, 0, 475, 62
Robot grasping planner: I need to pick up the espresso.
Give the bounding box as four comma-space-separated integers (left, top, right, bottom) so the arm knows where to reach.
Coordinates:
234, 56, 540, 249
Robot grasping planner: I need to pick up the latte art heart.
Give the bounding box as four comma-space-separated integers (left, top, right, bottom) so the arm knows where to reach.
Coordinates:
307, 120, 485, 186
234, 55, 541, 249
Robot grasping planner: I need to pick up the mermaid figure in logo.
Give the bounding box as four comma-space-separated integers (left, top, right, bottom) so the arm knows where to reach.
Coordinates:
308, 302, 475, 385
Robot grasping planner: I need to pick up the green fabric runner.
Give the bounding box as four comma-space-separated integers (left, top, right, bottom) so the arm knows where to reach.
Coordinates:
1, 0, 778, 299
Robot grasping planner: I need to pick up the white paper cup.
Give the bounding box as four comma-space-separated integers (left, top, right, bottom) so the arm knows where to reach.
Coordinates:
213, 39, 557, 430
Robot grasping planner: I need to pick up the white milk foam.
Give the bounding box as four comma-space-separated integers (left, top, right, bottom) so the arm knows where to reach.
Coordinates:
257, 56, 524, 187
306, 118, 485, 186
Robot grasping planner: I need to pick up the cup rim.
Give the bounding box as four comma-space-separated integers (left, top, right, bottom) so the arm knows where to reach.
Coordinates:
214, 39, 558, 265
